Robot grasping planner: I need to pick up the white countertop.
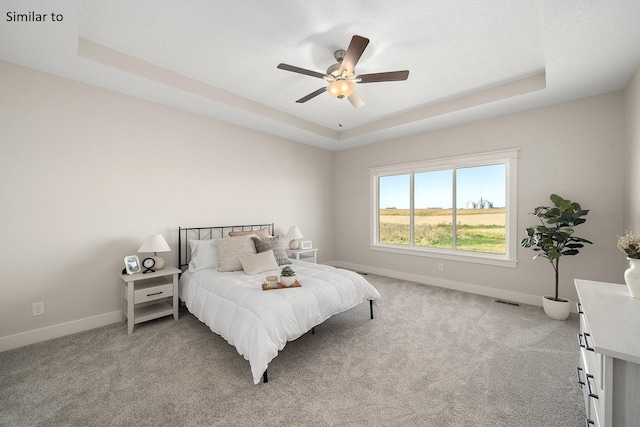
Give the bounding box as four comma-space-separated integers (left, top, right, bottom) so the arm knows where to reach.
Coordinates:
575, 278, 640, 364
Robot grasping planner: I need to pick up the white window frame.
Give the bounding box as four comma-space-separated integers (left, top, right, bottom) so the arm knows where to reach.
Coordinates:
370, 149, 519, 268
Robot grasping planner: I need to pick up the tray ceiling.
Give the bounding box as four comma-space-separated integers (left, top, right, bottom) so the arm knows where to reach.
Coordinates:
2, 0, 640, 150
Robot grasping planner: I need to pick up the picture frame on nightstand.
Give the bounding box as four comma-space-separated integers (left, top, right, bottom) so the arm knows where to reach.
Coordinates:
124, 255, 141, 275
300, 240, 312, 250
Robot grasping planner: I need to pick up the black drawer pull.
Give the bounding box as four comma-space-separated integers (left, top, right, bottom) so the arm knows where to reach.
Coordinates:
577, 333, 585, 348
147, 291, 163, 297
576, 366, 585, 386
577, 302, 584, 314
586, 374, 598, 399
583, 333, 595, 352
585, 418, 595, 426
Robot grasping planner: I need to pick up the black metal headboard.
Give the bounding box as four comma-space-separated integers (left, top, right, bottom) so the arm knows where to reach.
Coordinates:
178, 223, 274, 271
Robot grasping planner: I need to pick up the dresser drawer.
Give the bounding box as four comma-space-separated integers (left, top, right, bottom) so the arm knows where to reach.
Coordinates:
578, 302, 605, 426
588, 389, 602, 427
578, 355, 591, 420
576, 279, 640, 427
134, 278, 174, 303
579, 308, 602, 385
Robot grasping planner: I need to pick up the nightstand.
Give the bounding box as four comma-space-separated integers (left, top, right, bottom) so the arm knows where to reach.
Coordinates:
119, 266, 180, 334
286, 248, 318, 263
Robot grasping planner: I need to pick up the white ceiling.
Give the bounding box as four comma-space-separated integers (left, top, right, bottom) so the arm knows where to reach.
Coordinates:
2, 0, 640, 151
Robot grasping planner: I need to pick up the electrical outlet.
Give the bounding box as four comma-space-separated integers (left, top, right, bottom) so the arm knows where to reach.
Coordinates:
32, 302, 45, 316
438, 263, 444, 272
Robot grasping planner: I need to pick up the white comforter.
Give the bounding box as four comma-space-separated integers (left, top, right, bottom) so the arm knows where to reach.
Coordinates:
179, 260, 380, 384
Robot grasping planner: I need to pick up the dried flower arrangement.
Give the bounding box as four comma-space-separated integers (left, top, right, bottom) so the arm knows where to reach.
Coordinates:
617, 231, 640, 259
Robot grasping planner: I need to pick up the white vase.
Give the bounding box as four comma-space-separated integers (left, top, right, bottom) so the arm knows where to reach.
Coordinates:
542, 296, 571, 320
280, 276, 296, 286
624, 258, 640, 299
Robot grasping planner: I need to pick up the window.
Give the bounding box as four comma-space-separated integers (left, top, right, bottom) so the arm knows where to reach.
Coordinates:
370, 149, 518, 267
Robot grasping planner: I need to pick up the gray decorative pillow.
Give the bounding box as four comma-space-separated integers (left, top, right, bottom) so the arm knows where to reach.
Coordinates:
216, 235, 258, 272
252, 236, 291, 266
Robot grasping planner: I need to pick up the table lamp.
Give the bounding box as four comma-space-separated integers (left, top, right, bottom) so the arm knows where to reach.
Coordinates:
286, 226, 303, 250
138, 234, 171, 271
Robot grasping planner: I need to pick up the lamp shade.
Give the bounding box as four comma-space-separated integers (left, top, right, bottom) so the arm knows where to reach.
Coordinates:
138, 234, 171, 254
286, 227, 303, 240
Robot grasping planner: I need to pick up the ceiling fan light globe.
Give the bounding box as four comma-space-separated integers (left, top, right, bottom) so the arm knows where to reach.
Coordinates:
328, 80, 355, 98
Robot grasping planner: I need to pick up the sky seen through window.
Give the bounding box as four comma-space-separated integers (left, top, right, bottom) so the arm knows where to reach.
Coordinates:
379, 164, 505, 209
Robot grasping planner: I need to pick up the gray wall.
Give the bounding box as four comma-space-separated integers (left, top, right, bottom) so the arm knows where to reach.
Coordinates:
624, 66, 640, 234
0, 61, 335, 348
333, 91, 627, 304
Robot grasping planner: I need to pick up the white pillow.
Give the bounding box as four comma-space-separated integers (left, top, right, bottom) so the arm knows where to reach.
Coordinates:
188, 239, 219, 272
238, 250, 279, 275
216, 234, 258, 272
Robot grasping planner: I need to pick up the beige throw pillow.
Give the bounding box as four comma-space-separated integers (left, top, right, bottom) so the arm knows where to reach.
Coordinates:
238, 250, 279, 275
228, 228, 270, 238
216, 234, 258, 272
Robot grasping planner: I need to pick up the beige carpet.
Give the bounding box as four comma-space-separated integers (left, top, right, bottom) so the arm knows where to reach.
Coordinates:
0, 274, 584, 426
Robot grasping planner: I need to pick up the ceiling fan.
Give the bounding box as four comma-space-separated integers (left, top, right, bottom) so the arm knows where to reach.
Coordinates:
277, 35, 409, 108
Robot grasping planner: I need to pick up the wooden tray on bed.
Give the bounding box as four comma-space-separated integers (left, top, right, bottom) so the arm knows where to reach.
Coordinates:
262, 281, 301, 291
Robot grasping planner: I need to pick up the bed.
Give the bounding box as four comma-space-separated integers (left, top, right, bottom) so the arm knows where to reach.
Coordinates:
177, 223, 380, 384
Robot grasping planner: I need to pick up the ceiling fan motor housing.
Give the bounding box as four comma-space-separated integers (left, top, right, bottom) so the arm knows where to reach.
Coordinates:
327, 62, 341, 77
333, 49, 346, 63
327, 50, 348, 76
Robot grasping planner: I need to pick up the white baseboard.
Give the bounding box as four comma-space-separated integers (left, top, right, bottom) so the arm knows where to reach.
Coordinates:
0, 311, 122, 353
0, 261, 561, 353
329, 260, 545, 308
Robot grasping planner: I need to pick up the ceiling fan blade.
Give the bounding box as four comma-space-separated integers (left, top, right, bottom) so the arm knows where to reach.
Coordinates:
339, 35, 369, 74
347, 90, 365, 108
357, 70, 410, 83
296, 87, 327, 103
277, 63, 327, 79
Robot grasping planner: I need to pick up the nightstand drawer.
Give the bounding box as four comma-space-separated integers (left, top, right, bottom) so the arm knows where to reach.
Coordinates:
133, 279, 173, 303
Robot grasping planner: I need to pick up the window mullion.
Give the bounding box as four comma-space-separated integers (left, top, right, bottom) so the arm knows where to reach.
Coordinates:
452, 169, 457, 251
410, 173, 415, 247
375, 176, 380, 245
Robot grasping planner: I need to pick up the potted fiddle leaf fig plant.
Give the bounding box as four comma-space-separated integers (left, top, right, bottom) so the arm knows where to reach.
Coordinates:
520, 194, 592, 320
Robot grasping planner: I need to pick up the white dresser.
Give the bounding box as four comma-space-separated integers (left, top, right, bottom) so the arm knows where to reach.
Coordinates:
575, 279, 640, 427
